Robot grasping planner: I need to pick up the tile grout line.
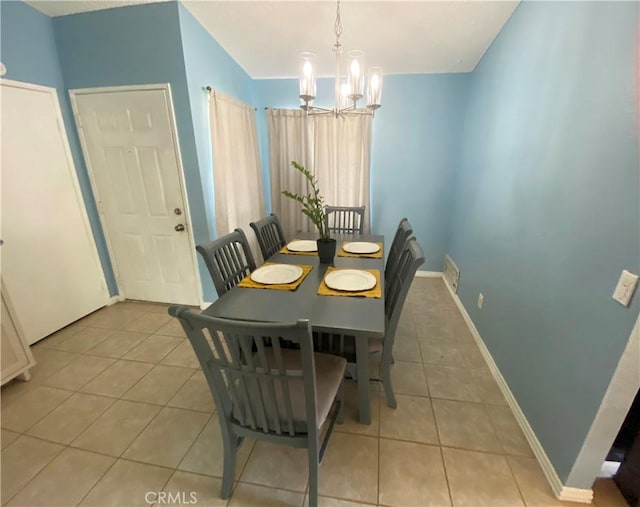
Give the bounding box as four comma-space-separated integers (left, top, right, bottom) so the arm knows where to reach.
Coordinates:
0, 435, 67, 506
428, 392, 455, 507
503, 453, 529, 507
74, 450, 120, 507
1, 388, 76, 439
377, 379, 382, 507
170, 411, 216, 476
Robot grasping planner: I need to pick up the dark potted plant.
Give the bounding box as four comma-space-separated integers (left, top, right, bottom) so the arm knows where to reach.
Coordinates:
282, 161, 336, 264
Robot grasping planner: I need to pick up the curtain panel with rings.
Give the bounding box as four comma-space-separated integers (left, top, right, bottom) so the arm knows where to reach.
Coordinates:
209, 89, 265, 260
266, 109, 372, 238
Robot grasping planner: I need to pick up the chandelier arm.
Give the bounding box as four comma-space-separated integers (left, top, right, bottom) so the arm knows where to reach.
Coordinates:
305, 106, 334, 114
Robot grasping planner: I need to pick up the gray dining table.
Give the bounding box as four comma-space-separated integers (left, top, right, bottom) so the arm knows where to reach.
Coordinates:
202, 232, 386, 425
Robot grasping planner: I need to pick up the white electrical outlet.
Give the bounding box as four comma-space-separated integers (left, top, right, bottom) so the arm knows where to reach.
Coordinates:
477, 293, 484, 310
613, 270, 639, 307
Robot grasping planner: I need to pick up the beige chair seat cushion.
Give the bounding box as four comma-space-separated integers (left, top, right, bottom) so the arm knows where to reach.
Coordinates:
237, 348, 346, 433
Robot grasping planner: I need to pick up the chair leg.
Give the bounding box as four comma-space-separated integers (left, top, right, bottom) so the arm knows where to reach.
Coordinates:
308, 438, 319, 507
381, 357, 397, 409
337, 379, 345, 424
220, 435, 239, 499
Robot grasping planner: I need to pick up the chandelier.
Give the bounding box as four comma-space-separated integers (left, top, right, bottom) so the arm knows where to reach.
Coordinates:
298, 0, 383, 117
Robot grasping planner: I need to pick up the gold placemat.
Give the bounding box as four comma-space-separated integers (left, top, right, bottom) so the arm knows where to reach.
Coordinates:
239, 263, 313, 291
317, 267, 382, 298
337, 242, 383, 259
279, 240, 318, 256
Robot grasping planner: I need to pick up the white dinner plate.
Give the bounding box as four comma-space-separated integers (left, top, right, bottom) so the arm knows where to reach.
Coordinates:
287, 240, 317, 252
324, 269, 376, 292
250, 264, 303, 285
343, 242, 380, 254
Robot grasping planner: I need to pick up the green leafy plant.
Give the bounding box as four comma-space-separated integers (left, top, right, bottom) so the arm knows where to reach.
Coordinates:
281, 161, 330, 241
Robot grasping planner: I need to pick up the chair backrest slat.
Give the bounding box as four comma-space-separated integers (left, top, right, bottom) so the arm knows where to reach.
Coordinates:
254, 339, 283, 435
169, 308, 318, 439
385, 218, 414, 283
230, 335, 254, 427
384, 238, 425, 355
271, 342, 296, 436
197, 229, 257, 297
325, 206, 365, 235
250, 214, 287, 260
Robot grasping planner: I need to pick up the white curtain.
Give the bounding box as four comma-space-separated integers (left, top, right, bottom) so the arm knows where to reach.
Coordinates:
266, 109, 313, 238
313, 114, 372, 232
209, 89, 265, 259
266, 111, 372, 236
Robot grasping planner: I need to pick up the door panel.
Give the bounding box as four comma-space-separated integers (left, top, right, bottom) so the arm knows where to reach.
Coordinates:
1, 81, 108, 344
73, 88, 199, 305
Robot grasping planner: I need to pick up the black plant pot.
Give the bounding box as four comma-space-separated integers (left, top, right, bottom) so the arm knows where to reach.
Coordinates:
317, 238, 337, 264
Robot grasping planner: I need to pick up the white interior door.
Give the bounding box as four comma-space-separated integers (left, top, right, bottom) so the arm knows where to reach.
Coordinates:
71, 86, 200, 305
1, 80, 109, 344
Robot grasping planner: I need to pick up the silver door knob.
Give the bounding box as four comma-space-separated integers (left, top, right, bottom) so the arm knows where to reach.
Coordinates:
175, 224, 185, 232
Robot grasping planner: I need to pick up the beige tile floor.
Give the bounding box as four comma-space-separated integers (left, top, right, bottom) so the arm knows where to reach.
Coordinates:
0, 278, 630, 507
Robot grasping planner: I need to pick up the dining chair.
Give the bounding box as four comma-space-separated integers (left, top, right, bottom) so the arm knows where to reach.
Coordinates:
385, 218, 413, 283
325, 205, 365, 235
315, 238, 425, 409
250, 213, 287, 261
168, 307, 346, 507
196, 228, 256, 297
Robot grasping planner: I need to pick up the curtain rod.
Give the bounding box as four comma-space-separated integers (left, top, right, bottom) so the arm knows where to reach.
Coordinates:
204, 86, 257, 111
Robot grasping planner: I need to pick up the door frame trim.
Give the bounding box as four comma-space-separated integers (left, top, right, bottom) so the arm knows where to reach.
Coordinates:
69, 83, 203, 306
0, 78, 110, 306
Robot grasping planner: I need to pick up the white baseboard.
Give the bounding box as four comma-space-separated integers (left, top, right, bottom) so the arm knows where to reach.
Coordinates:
107, 294, 125, 306
200, 301, 213, 310
415, 270, 443, 278
442, 282, 593, 504
558, 487, 594, 503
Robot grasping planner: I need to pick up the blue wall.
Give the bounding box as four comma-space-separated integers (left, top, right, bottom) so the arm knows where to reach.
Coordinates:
53, 1, 214, 301
448, 1, 639, 484
253, 74, 470, 270
0, 0, 118, 295
177, 3, 255, 301
370, 74, 469, 271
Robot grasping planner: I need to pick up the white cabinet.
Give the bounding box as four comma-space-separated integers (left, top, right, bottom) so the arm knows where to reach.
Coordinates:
1, 292, 36, 386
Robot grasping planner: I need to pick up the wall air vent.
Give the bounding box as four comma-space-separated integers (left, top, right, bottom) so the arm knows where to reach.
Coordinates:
443, 254, 460, 293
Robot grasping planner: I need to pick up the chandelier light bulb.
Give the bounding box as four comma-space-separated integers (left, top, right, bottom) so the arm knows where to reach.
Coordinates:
340, 81, 351, 109
350, 59, 360, 78
303, 61, 313, 78
298, 52, 317, 103
367, 67, 383, 109
347, 50, 365, 100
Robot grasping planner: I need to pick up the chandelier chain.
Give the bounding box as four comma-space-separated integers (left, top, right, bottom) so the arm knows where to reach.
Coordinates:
333, 0, 343, 53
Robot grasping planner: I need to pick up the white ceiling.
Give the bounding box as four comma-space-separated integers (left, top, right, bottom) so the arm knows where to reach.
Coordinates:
25, 0, 170, 17
25, 0, 520, 78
